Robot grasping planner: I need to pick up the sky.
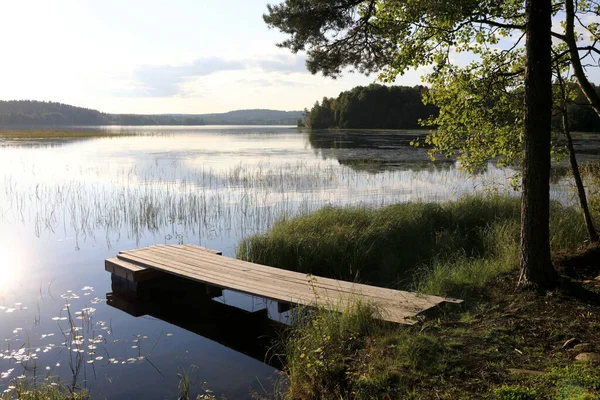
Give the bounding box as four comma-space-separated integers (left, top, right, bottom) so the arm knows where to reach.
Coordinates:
0, 0, 421, 114
0, 1, 598, 114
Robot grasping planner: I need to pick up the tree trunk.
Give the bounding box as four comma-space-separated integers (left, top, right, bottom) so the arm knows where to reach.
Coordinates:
565, 0, 600, 119
519, 0, 559, 289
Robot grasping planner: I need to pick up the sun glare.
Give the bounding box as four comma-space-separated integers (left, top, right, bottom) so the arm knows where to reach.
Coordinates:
0, 251, 22, 292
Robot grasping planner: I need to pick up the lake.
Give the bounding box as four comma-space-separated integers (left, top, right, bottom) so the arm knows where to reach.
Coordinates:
0, 126, 593, 399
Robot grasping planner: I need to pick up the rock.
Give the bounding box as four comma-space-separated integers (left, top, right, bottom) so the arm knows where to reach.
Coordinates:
508, 368, 544, 376
573, 343, 592, 352
575, 353, 600, 363
562, 337, 578, 349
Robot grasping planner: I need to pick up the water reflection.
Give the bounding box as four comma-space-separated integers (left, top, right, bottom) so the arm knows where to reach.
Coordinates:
107, 274, 283, 369
308, 129, 454, 173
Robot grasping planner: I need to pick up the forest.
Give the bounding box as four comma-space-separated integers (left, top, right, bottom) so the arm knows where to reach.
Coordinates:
0, 100, 302, 126
306, 83, 600, 132
307, 85, 437, 129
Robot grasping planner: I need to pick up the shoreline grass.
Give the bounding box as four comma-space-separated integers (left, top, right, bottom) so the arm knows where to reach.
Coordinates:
237, 194, 588, 296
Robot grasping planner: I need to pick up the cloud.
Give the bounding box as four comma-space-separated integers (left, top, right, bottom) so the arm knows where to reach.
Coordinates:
254, 55, 307, 74
129, 55, 308, 97
134, 57, 245, 97
236, 77, 312, 88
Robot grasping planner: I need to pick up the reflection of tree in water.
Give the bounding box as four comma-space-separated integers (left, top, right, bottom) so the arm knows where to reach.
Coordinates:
307, 130, 455, 174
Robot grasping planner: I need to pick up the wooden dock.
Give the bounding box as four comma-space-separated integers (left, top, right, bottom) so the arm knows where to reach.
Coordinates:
105, 244, 461, 325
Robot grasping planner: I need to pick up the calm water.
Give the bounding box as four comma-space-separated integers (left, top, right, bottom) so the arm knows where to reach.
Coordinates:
0, 126, 586, 398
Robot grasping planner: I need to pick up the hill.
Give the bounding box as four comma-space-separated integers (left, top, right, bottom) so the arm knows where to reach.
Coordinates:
0, 100, 303, 126
196, 109, 303, 125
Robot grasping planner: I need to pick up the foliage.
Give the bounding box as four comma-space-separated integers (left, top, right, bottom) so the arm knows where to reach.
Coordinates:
546, 364, 600, 398
418, 60, 525, 171
307, 84, 438, 129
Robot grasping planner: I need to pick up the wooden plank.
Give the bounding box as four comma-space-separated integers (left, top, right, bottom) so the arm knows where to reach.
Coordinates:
119, 248, 437, 317
108, 244, 462, 325
163, 244, 453, 304
108, 245, 222, 282
177, 244, 462, 305
105, 257, 166, 282
122, 247, 421, 310
118, 251, 324, 302
174, 244, 223, 256
117, 250, 425, 323
117, 250, 414, 319
135, 245, 454, 309
143, 249, 428, 315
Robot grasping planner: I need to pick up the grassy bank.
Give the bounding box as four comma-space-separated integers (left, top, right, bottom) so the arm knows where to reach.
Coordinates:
239, 195, 600, 399
237, 195, 587, 297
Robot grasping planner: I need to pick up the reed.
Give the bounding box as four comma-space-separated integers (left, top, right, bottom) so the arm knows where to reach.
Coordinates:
1, 159, 513, 249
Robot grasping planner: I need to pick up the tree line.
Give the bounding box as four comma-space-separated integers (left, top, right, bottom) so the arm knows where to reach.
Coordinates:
306, 83, 600, 132
0, 101, 303, 126
306, 84, 438, 129
0, 101, 207, 126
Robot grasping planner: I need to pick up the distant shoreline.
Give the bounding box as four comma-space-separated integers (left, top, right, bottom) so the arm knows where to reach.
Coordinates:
0, 124, 301, 129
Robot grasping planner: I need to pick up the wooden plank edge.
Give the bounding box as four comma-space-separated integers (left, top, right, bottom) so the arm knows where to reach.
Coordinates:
105, 257, 166, 282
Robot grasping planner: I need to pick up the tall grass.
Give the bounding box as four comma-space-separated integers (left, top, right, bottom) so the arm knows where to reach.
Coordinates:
281, 301, 382, 399
280, 300, 455, 399
237, 195, 590, 296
